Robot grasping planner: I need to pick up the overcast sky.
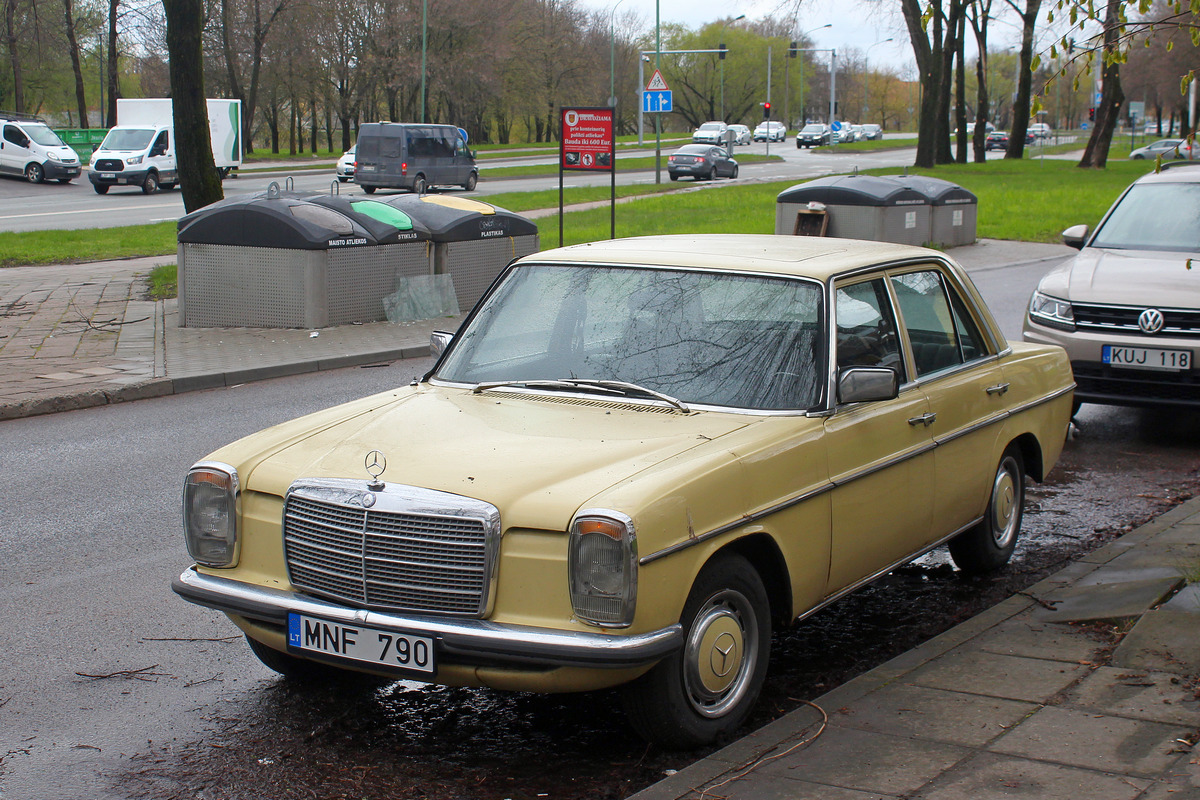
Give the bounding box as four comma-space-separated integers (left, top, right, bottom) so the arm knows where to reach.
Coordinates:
579, 0, 1047, 75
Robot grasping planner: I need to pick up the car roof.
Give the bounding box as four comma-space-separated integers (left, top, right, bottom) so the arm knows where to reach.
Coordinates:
520, 234, 946, 282
676, 144, 718, 153
1133, 162, 1200, 183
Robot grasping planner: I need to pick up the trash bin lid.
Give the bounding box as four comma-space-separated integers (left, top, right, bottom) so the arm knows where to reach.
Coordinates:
177, 194, 381, 249
308, 195, 431, 243
776, 174, 926, 207
383, 194, 538, 241
883, 175, 977, 205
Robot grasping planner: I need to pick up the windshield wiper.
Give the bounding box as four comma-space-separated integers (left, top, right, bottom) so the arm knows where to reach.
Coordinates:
471, 378, 689, 412
558, 379, 690, 413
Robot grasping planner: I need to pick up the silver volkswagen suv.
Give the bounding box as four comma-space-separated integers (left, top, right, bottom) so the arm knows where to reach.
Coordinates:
1023, 161, 1200, 409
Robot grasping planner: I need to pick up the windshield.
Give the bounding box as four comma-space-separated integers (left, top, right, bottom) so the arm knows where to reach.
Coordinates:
699, 123, 723, 130
100, 128, 155, 151
25, 124, 66, 147
802, 124, 825, 133
435, 264, 825, 411
1090, 182, 1200, 252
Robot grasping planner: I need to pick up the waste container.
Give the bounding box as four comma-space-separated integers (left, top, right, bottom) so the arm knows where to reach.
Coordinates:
886, 175, 977, 247
176, 186, 432, 328
383, 195, 539, 311
775, 175, 930, 246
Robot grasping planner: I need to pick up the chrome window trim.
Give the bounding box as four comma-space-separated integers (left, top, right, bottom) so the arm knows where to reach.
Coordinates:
173, 567, 681, 669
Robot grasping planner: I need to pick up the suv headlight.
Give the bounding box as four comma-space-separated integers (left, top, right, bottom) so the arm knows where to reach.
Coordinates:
183, 462, 240, 567
126, 155, 143, 165
569, 510, 637, 627
1028, 291, 1075, 331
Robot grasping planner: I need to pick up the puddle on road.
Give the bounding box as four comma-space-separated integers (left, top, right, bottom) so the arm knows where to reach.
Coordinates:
116, 405, 1200, 800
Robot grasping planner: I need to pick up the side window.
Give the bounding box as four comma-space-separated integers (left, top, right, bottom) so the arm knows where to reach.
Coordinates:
4, 125, 23, 146
835, 278, 905, 382
890, 269, 985, 376
153, 131, 169, 152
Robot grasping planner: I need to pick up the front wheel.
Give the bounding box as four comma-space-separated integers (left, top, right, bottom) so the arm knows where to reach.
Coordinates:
949, 446, 1025, 574
621, 553, 770, 749
25, 163, 44, 184
142, 172, 159, 194
463, 172, 477, 191
245, 635, 388, 687
730, 165, 739, 179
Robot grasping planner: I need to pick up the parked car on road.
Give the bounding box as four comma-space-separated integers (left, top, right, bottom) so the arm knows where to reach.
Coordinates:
728, 124, 752, 145
335, 145, 356, 182
692, 121, 729, 144
753, 121, 787, 142
1023, 162, 1200, 409
796, 123, 831, 148
667, 144, 738, 181
1129, 138, 1197, 161
174, 233, 1074, 750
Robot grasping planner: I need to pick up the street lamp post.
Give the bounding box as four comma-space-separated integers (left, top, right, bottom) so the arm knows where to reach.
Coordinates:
719, 14, 745, 121
609, 0, 629, 108
861, 38, 894, 124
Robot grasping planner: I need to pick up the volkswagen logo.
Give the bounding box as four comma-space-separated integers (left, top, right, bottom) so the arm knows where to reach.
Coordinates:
1138, 308, 1165, 334
364, 450, 387, 489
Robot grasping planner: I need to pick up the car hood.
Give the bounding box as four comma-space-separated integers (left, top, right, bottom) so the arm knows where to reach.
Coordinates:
1037, 247, 1200, 307
216, 384, 753, 530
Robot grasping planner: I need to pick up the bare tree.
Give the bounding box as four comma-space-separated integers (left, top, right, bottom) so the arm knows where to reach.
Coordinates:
1077, 0, 1126, 167
62, 0, 88, 125
966, 0, 994, 161
163, 0, 221, 210
3, 0, 25, 110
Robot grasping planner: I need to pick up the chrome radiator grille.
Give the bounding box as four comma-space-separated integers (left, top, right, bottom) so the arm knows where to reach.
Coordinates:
283, 480, 500, 617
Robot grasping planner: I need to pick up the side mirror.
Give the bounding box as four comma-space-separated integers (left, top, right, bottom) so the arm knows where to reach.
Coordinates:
430, 330, 454, 358
1061, 224, 1089, 250
837, 366, 899, 405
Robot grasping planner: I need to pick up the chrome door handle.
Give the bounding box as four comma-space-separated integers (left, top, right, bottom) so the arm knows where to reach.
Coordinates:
986, 383, 1010, 396
908, 412, 937, 427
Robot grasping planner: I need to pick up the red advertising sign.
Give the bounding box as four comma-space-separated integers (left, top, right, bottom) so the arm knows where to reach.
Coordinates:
560, 107, 615, 172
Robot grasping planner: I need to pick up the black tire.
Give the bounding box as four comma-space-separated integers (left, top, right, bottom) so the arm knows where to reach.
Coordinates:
245, 635, 388, 686
362, 185, 376, 194
57, 178, 72, 184
621, 553, 771, 749
93, 184, 109, 194
25, 163, 44, 184
142, 172, 159, 194
730, 165, 739, 179
949, 445, 1025, 574
338, 176, 349, 183
1132, 154, 1145, 160
669, 173, 679, 181
413, 175, 428, 195
463, 172, 477, 191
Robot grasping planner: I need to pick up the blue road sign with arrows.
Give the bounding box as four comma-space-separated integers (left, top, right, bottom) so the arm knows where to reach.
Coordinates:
643, 90, 673, 113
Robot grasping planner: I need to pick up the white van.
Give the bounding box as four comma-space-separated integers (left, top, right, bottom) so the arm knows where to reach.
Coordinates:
89, 98, 241, 195
0, 113, 82, 184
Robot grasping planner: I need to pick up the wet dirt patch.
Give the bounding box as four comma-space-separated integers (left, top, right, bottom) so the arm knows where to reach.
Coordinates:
115, 406, 1200, 799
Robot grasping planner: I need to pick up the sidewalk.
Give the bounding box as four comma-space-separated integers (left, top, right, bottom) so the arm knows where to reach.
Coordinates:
0, 238, 1068, 422
630, 496, 1200, 800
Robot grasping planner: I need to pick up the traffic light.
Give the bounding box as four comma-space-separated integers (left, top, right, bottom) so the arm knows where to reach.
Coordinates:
763, 101, 771, 120
718, 42, 726, 60
1088, 107, 1096, 121
789, 40, 798, 58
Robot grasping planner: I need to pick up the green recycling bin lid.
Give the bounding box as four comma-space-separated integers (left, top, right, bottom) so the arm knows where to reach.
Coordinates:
350, 200, 414, 230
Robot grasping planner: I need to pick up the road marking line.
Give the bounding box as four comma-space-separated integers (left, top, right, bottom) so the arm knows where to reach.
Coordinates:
0, 202, 179, 221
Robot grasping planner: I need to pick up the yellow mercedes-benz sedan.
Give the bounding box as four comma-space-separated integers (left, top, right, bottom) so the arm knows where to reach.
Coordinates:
174, 234, 1074, 749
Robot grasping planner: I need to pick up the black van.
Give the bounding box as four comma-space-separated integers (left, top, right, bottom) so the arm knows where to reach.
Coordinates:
354, 123, 478, 194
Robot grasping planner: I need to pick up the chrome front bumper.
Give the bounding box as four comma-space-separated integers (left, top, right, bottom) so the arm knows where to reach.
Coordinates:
173, 567, 682, 669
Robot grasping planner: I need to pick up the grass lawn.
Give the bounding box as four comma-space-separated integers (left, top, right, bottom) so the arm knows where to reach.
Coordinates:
0, 155, 1165, 269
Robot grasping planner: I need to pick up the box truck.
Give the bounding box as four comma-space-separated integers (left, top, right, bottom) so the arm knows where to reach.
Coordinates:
88, 98, 242, 195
